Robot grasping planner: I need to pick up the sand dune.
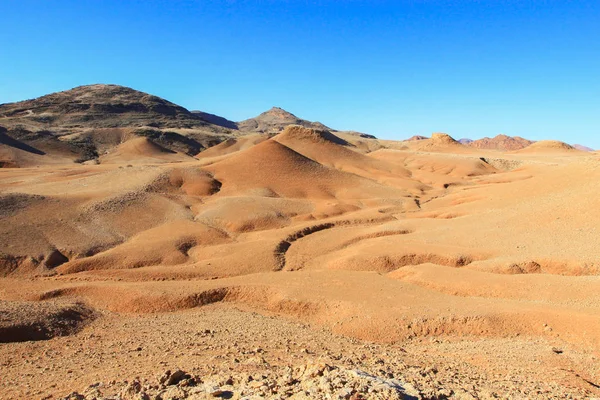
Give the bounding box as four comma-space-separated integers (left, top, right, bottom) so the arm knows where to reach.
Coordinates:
56, 220, 230, 274
195, 134, 267, 159
205, 137, 406, 201
273, 126, 421, 191
100, 136, 194, 164
515, 140, 581, 153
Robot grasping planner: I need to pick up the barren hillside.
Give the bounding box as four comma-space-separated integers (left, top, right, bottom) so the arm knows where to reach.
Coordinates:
1, 89, 600, 399
467, 134, 534, 151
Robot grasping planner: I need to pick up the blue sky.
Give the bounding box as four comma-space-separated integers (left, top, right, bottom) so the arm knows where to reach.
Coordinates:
1, 0, 599, 147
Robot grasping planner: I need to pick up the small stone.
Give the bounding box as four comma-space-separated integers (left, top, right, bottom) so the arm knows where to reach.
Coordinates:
159, 370, 171, 385
162, 369, 188, 386
63, 393, 85, 400
121, 379, 143, 396
337, 387, 354, 399
206, 384, 224, 396
160, 386, 186, 400
248, 380, 264, 389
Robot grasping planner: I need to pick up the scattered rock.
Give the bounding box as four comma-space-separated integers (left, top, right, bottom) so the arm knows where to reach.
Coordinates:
159, 369, 190, 386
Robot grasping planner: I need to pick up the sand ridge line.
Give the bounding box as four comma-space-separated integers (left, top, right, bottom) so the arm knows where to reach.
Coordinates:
272, 216, 400, 272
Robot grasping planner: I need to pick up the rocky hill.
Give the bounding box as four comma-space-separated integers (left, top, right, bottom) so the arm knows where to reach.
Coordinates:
407, 135, 429, 141
0, 85, 234, 165
237, 107, 331, 134
0, 85, 352, 167
466, 134, 533, 151
459, 135, 595, 152
0, 84, 222, 131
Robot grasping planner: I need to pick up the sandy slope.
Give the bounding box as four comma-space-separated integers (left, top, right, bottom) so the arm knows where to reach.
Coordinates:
1, 127, 600, 399
99, 137, 194, 164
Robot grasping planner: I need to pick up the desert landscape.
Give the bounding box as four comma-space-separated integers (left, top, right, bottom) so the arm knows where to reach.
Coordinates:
1, 84, 600, 399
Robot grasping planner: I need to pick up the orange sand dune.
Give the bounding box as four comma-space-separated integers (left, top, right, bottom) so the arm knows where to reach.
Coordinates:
195, 134, 267, 159
514, 140, 582, 154
272, 126, 421, 192
100, 136, 194, 164
205, 137, 408, 200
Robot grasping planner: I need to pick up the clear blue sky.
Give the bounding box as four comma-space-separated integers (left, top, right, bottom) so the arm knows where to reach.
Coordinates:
1, 0, 599, 147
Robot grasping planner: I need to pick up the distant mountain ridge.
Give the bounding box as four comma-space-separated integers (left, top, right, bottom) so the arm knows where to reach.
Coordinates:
572, 144, 594, 152
466, 134, 534, 151
0, 84, 345, 167
414, 134, 595, 152
0, 84, 337, 136
2, 84, 595, 169
463, 135, 595, 152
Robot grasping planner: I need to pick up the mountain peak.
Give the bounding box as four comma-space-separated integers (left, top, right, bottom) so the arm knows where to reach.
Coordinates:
431, 133, 458, 144
0, 83, 206, 130
237, 107, 331, 133
44, 84, 147, 100
261, 107, 298, 118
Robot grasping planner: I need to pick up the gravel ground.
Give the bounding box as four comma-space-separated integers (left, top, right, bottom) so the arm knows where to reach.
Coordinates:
1, 304, 597, 400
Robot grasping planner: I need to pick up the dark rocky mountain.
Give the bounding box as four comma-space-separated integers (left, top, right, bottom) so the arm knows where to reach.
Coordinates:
0, 84, 219, 130
0, 84, 233, 165
0, 84, 374, 167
